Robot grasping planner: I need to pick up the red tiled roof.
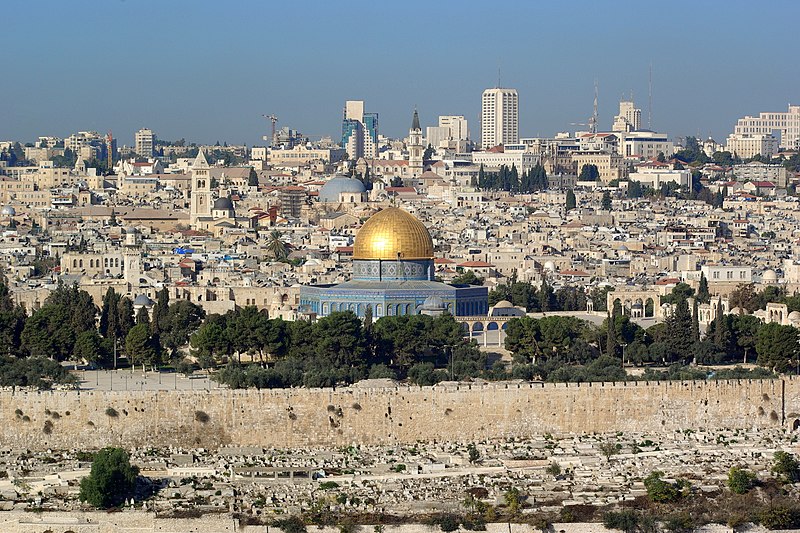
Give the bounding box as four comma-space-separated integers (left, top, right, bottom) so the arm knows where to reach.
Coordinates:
458, 261, 494, 267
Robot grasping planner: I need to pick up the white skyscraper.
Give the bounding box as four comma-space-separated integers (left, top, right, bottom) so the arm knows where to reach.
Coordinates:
439, 115, 469, 141
481, 88, 518, 150
135, 128, 155, 157
612, 100, 642, 132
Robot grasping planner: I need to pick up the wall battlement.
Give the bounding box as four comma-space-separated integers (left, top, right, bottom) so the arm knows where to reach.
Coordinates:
1, 378, 798, 451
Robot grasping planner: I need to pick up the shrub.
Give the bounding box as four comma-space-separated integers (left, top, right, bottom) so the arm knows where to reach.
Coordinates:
105, 407, 118, 417
273, 515, 307, 533
643, 471, 688, 503
43, 420, 53, 435
546, 462, 561, 476
759, 506, 800, 529
602, 510, 640, 533
771, 451, 800, 483
727, 466, 756, 494
194, 410, 210, 423
318, 481, 339, 490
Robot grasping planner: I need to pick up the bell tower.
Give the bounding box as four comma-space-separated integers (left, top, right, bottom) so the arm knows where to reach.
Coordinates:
190, 150, 212, 228
408, 108, 423, 177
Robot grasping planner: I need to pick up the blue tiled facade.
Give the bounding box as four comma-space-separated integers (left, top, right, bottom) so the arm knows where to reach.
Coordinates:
299, 258, 488, 318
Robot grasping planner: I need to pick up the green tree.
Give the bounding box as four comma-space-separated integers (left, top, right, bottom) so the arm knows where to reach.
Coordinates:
452, 270, 483, 286
606, 311, 618, 357
696, 273, 710, 304
771, 451, 800, 483
248, 167, 259, 186
664, 297, 694, 363
578, 164, 599, 181
727, 466, 756, 494
267, 230, 288, 261
565, 189, 576, 210
644, 471, 687, 503
135, 306, 150, 326
159, 300, 206, 358
73, 330, 108, 365
601, 191, 612, 211
756, 322, 797, 372
125, 323, 161, 370
79, 447, 139, 509
190, 319, 230, 368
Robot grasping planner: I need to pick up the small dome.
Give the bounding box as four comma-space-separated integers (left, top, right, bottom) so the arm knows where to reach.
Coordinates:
730, 307, 742, 315
494, 300, 514, 308
544, 261, 556, 272
422, 295, 445, 309
133, 294, 153, 307
213, 197, 234, 210
319, 175, 366, 203
762, 269, 777, 281
789, 311, 800, 321
1, 206, 16, 216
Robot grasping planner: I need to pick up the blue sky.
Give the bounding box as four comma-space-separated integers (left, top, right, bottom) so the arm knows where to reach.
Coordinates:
2, 0, 798, 147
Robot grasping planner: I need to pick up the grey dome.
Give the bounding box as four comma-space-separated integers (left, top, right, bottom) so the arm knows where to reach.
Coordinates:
213, 197, 234, 210
1, 206, 15, 216
422, 295, 445, 309
133, 294, 154, 307
319, 175, 365, 202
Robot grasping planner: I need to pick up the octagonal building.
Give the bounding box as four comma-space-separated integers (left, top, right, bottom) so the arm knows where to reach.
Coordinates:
300, 208, 487, 318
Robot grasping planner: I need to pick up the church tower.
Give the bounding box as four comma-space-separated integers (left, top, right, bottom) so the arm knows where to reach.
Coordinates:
190, 150, 212, 228
408, 108, 423, 177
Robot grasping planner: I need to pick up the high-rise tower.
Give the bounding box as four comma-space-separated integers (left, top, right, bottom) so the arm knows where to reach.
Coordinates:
481, 88, 518, 149
342, 100, 379, 159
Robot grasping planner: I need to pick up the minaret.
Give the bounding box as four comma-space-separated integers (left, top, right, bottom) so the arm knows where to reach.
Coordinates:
408, 108, 423, 178
190, 150, 212, 228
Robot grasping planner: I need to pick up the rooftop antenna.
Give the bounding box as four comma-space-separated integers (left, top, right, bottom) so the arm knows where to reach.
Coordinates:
589, 80, 598, 134
648, 63, 653, 129
497, 65, 501, 88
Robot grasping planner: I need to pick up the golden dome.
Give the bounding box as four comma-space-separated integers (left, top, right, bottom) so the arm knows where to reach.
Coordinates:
353, 208, 434, 260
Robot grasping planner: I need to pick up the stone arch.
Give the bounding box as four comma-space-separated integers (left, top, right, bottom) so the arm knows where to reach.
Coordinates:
461, 322, 470, 333
322, 303, 329, 315
645, 298, 655, 318
791, 418, 800, 432
331, 302, 338, 312
472, 322, 484, 332
501, 321, 509, 330
376, 304, 383, 316
404, 303, 412, 315
357, 303, 363, 316
487, 322, 499, 331
612, 298, 622, 316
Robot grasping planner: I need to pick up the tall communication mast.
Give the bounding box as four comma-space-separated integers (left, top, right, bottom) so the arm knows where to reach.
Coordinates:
262, 114, 278, 147
588, 80, 599, 134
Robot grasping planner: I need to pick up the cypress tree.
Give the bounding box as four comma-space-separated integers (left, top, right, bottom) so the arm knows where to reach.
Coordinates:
606, 310, 617, 357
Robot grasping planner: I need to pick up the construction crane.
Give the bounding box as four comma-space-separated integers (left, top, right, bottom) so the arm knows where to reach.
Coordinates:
262, 114, 278, 147
570, 81, 599, 134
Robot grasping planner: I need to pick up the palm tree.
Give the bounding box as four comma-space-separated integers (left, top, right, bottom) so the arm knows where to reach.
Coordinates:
266, 230, 288, 260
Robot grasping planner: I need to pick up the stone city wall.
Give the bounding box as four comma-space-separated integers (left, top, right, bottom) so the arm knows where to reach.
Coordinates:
1, 378, 799, 451
0, 514, 739, 533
